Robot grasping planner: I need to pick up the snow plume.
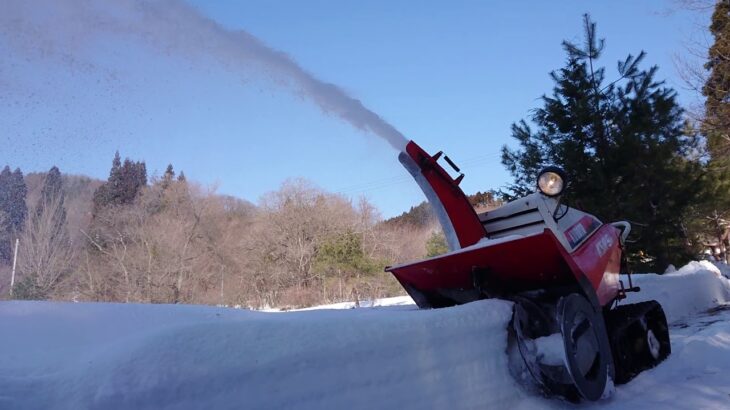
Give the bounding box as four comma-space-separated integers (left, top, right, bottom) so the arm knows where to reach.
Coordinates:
0, 0, 408, 152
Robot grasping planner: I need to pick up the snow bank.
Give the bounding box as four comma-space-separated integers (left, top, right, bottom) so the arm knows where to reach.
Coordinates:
588, 304, 730, 410
622, 260, 730, 323
585, 261, 730, 409
711, 261, 730, 279
0, 299, 546, 410
2, 261, 729, 409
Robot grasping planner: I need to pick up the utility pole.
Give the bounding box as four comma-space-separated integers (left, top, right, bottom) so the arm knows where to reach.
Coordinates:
10, 238, 18, 297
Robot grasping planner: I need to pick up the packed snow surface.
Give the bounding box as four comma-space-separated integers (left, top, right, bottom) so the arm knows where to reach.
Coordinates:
1, 261, 729, 409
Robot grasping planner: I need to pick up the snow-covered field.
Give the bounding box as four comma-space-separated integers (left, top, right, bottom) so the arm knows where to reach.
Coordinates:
1, 261, 729, 410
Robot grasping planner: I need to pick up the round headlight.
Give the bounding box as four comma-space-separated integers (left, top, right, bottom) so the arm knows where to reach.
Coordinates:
537, 166, 566, 197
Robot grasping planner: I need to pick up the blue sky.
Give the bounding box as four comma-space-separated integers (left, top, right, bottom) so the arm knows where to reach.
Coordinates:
1, 1, 710, 217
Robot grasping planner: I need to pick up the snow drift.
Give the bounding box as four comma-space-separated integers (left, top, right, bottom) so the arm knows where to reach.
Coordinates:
0, 261, 729, 410
0, 299, 545, 410
621, 260, 730, 323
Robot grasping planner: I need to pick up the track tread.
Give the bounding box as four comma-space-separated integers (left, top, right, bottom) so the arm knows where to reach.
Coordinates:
604, 300, 671, 384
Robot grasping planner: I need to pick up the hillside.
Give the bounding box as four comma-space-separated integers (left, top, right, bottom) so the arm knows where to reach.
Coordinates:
383, 191, 503, 228
6, 167, 501, 308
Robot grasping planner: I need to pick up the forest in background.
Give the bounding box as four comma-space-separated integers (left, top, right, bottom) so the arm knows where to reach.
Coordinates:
0, 156, 499, 308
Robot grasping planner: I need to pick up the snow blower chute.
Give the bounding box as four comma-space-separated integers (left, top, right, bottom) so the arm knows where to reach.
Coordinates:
386, 141, 671, 401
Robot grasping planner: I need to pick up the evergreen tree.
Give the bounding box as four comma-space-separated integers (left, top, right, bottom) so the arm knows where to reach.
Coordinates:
110, 151, 122, 179
502, 15, 704, 270
93, 152, 148, 212
9, 168, 27, 233
10, 168, 28, 232
177, 171, 186, 183
0, 166, 27, 263
117, 158, 147, 202
162, 164, 175, 189
36, 167, 67, 242
315, 231, 377, 275
703, 0, 730, 159
164, 164, 175, 180
695, 1, 730, 262
425, 231, 448, 257
0, 167, 11, 222
0, 166, 11, 262
37, 166, 63, 217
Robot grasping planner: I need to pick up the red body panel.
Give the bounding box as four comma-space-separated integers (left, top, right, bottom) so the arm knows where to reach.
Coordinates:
389, 231, 574, 293
404, 141, 485, 248
388, 226, 622, 307
566, 225, 622, 306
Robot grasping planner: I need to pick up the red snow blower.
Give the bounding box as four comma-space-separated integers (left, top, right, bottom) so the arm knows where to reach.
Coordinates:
386, 141, 671, 401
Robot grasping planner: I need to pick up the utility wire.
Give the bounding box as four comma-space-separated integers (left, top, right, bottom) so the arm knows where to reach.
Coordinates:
336, 151, 503, 195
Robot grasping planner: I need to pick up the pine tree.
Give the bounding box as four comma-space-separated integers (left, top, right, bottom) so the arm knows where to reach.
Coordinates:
501, 15, 705, 271
162, 164, 175, 189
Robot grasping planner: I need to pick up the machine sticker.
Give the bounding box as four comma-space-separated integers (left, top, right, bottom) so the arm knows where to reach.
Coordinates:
594, 233, 614, 258
564, 216, 601, 248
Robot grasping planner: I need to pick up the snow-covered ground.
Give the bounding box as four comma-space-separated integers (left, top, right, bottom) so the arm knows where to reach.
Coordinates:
1, 261, 729, 410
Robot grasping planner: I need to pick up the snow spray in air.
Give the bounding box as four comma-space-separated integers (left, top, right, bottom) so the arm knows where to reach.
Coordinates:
0, 0, 408, 152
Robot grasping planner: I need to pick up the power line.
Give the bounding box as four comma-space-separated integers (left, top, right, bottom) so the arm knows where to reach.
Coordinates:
336, 151, 503, 195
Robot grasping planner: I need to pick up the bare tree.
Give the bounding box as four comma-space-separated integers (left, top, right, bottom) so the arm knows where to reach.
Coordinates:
15, 192, 74, 299
671, 1, 716, 129
77, 179, 240, 304
46, 174, 411, 308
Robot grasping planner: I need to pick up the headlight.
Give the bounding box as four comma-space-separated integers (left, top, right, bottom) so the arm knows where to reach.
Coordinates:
537, 166, 566, 197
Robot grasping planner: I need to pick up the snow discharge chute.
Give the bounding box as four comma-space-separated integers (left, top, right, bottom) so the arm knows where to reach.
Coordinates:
388, 140, 671, 402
